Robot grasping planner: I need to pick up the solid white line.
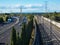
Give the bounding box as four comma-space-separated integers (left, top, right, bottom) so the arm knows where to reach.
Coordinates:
0, 17, 19, 34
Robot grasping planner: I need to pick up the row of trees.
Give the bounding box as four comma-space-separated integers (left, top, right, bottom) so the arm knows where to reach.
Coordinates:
0, 17, 4, 23
0, 16, 9, 23
11, 15, 34, 45
53, 12, 60, 21
43, 12, 60, 22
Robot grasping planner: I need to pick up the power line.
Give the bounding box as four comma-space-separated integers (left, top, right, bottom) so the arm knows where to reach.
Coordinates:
45, 1, 48, 13
20, 6, 22, 15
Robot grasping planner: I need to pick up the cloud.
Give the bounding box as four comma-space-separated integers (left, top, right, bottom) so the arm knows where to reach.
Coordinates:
22, 8, 42, 13
33, 4, 42, 7
0, 4, 42, 9
24, 8, 39, 10
24, 4, 32, 8
0, 4, 21, 9
0, 4, 43, 13
23, 4, 42, 8
22, 8, 40, 12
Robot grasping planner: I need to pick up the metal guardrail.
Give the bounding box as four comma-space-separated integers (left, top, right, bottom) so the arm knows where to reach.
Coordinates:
32, 18, 36, 45
42, 16, 60, 45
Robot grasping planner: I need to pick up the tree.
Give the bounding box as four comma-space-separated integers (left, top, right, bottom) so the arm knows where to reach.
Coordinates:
6, 16, 9, 21
20, 15, 33, 45
11, 27, 17, 45
21, 23, 26, 45
0, 17, 4, 23
16, 32, 21, 45
54, 11, 57, 16
53, 12, 60, 21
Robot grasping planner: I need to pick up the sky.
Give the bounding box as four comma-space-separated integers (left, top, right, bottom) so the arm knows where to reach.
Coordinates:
0, 0, 60, 13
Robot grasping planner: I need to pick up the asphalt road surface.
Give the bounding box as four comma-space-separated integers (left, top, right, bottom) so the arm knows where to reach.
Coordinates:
33, 20, 43, 45
0, 16, 23, 45
35, 15, 60, 45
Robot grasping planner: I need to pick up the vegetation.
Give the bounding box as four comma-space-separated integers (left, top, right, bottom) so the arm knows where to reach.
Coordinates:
0, 14, 11, 23
43, 12, 60, 22
0, 17, 4, 23
21, 15, 34, 45
29, 28, 35, 45
10, 15, 34, 45
11, 27, 17, 45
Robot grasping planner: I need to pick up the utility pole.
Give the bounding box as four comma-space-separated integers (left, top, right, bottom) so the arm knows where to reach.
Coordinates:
45, 1, 48, 13
20, 6, 22, 15
43, 1, 48, 30
45, 1, 53, 44
44, 1, 52, 45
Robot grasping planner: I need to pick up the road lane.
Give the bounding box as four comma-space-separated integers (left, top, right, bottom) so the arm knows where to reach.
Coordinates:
35, 15, 60, 45
0, 16, 21, 45
0, 17, 19, 35
33, 20, 43, 45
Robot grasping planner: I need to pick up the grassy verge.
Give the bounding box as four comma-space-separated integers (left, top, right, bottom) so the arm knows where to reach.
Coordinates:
43, 12, 60, 23
29, 28, 35, 45
20, 15, 34, 45
10, 15, 34, 45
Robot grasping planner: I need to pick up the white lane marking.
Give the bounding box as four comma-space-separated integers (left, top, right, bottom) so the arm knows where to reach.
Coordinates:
0, 17, 19, 34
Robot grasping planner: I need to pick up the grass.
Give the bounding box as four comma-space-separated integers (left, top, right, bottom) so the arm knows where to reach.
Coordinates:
43, 14, 60, 23
29, 28, 35, 45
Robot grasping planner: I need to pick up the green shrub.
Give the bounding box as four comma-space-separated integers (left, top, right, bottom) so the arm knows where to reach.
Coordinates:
0, 17, 4, 23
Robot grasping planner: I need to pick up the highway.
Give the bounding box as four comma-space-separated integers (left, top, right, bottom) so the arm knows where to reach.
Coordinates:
33, 19, 43, 45
0, 16, 23, 45
35, 15, 60, 45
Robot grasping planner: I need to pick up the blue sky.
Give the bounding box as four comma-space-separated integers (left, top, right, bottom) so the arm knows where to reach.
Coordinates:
0, 0, 60, 13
